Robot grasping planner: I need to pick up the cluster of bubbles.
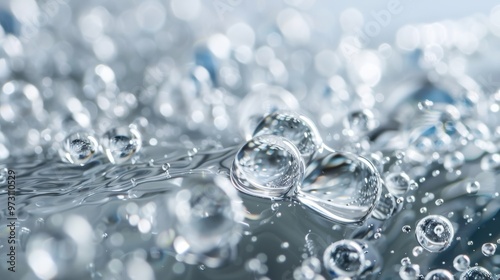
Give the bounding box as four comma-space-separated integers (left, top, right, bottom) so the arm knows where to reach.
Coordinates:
0, 0, 499, 279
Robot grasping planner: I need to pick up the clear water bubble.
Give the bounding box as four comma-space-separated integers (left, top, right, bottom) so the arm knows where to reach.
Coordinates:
453, 254, 470, 271
170, 173, 244, 267
296, 151, 381, 223
384, 172, 411, 196
481, 243, 497, 257
101, 125, 142, 164
59, 131, 98, 166
399, 264, 421, 280
425, 269, 454, 280
412, 246, 423, 257
343, 109, 378, 136
402, 225, 412, 233
372, 184, 400, 220
252, 111, 323, 161
415, 215, 454, 252
466, 181, 480, 194
26, 215, 95, 279
323, 239, 365, 277
401, 257, 411, 266
435, 198, 444, 206
443, 151, 465, 171
460, 266, 493, 280
230, 135, 305, 200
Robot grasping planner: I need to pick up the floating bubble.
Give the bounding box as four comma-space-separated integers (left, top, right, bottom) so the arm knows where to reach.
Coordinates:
385, 172, 411, 196
170, 173, 244, 267
252, 111, 323, 161
480, 153, 500, 171
343, 109, 378, 136
415, 215, 454, 252
412, 246, 423, 257
59, 131, 98, 166
399, 264, 421, 280
481, 243, 497, 257
425, 269, 454, 280
323, 239, 380, 278
101, 125, 142, 164
402, 225, 412, 233
466, 181, 480, 194
230, 135, 304, 200
296, 151, 381, 223
460, 266, 493, 280
453, 254, 470, 271
372, 184, 400, 220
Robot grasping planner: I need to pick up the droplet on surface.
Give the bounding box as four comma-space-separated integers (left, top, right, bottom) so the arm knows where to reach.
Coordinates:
296, 151, 381, 223
101, 125, 142, 164
481, 243, 497, 257
230, 135, 304, 200
425, 269, 454, 280
384, 172, 411, 196
460, 266, 493, 280
412, 246, 423, 257
453, 254, 470, 271
252, 111, 323, 161
59, 131, 98, 166
415, 215, 454, 252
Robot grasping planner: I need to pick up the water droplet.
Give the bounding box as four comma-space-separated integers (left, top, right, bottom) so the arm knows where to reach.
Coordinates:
161, 163, 170, 171
467, 241, 473, 246
281, 242, 289, 249
401, 257, 411, 266
420, 207, 427, 214
399, 264, 420, 280
170, 173, 244, 260
453, 254, 470, 271
435, 198, 444, 206
415, 215, 454, 252
323, 240, 364, 277
466, 181, 480, 194
101, 125, 142, 164
385, 172, 411, 196
412, 246, 423, 257
343, 109, 378, 136
252, 111, 322, 161
460, 266, 493, 280
481, 243, 497, 257
296, 151, 381, 223
276, 255, 286, 263
443, 151, 465, 171
402, 225, 412, 233
59, 131, 98, 166
372, 186, 400, 220
374, 232, 381, 239
425, 269, 454, 280
230, 135, 305, 200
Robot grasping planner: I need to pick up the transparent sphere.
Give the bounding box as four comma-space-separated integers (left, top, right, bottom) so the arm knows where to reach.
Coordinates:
296, 151, 381, 223
400, 264, 420, 280
385, 172, 411, 196
453, 254, 470, 271
480, 153, 500, 171
26, 215, 95, 279
170, 173, 244, 258
415, 215, 454, 252
101, 125, 142, 164
230, 135, 305, 199
252, 111, 323, 161
372, 184, 400, 220
460, 266, 493, 280
466, 181, 480, 194
443, 151, 465, 171
343, 109, 378, 135
59, 131, 98, 166
425, 269, 454, 280
323, 239, 365, 277
481, 243, 497, 257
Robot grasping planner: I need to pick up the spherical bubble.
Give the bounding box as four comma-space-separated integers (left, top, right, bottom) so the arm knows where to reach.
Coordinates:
453, 254, 470, 271
465, 181, 480, 194
101, 125, 142, 164
323, 239, 364, 277
252, 111, 323, 161
415, 215, 454, 252
481, 243, 497, 257
385, 172, 411, 196
170, 173, 244, 265
297, 150, 381, 223
26, 215, 95, 280
372, 184, 401, 220
412, 246, 423, 257
480, 153, 500, 171
399, 264, 420, 280
230, 135, 305, 200
460, 266, 493, 280
343, 109, 378, 136
59, 131, 98, 166
425, 269, 454, 280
